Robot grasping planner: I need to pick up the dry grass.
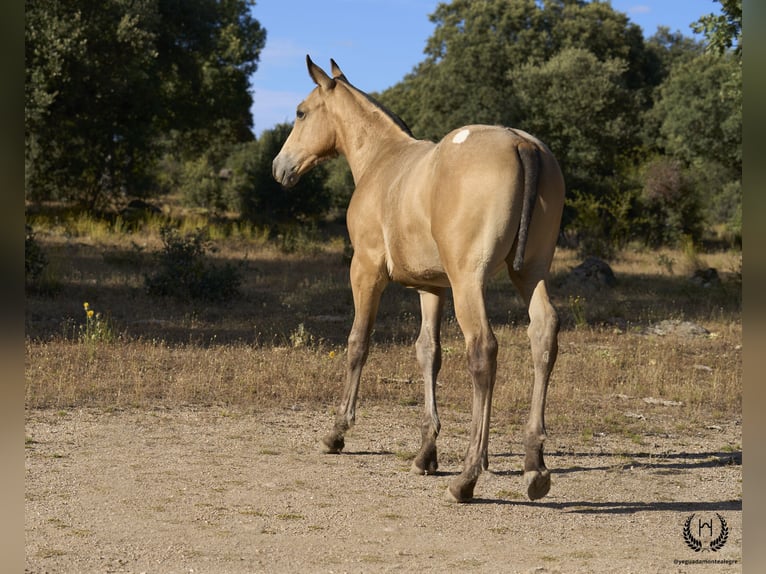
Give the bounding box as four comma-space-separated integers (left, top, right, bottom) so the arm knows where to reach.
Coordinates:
25, 210, 741, 433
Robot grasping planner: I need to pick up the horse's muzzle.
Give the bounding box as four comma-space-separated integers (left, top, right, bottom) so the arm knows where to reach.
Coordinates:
272, 154, 299, 188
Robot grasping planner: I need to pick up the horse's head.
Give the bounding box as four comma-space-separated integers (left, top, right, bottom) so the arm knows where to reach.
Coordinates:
272, 56, 344, 188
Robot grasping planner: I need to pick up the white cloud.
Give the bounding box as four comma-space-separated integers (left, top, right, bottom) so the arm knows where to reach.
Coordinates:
260, 37, 308, 69
628, 4, 651, 15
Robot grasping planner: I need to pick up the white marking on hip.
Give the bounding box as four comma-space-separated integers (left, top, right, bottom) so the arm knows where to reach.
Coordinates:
452, 129, 471, 144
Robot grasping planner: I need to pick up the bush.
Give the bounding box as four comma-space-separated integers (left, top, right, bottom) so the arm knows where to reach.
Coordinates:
25, 225, 48, 285
637, 157, 703, 247
564, 188, 640, 260
179, 155, 226, 212
145, 226, 243, 301
565, 191, 617, 260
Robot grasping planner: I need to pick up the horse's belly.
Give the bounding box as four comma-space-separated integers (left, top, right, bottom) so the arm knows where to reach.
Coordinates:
390, 264, 450, 288
385, 241, 449, 288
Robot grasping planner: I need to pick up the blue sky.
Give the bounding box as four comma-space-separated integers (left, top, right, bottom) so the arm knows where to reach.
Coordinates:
249, 0, 718, 136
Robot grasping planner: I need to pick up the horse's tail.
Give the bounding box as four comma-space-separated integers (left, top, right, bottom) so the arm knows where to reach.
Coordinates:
512, 142, 541, 272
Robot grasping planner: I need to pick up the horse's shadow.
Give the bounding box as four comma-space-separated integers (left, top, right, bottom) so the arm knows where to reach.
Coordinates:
470, 498, 742, 513
341, 447, 742, 513
478, 449, 741, 511
490, 448, 742, 475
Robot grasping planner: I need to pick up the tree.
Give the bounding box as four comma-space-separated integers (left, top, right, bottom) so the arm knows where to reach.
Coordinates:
650, 54, 741, 174
26, 0, 161, 206
645, 26, 704, 86
635, 1, 741, 243
513, 47, 639, 197
381, 0, 655, 141
646, 51, 741, 233
25, 0, 265, 209
692, 0, 742, 58
637, 156, 704, 247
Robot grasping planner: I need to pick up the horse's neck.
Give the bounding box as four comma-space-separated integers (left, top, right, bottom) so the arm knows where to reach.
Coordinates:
335, 89, 413, 183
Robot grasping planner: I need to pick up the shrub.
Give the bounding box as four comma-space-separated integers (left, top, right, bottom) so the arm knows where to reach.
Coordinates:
637, 157, 704, 247
25, 225, 48, 285
145, 226, 242, 301
565, 190, 631, 260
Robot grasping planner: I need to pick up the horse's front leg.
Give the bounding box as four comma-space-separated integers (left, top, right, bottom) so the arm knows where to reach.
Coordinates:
322, 258, 387, 453
411, 288, 445, 475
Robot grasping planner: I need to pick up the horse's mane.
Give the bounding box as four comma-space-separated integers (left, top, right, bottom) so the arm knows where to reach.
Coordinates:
338, 79, 414, 138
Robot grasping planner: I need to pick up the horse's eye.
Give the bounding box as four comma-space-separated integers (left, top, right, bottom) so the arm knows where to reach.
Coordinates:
296, 109, 306, 120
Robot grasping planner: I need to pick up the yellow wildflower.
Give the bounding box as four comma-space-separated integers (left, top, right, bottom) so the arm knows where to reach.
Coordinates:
328, 350, 336, 359
83, 302, 90, 310
87, 310, 95, 319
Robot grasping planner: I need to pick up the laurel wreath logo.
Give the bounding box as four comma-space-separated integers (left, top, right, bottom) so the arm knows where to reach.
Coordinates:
683, 513, 729, 552
710, 513, 729, 551
683, 515, 703, 552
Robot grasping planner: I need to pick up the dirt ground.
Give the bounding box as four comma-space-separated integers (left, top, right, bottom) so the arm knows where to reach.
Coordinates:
25, 405, 742, 573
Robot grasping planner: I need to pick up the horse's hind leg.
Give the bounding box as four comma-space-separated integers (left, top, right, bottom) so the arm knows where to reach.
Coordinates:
322, 258, 387, 453
446, 280, 498, 502
411, 288, 445, 475
517, 276, 559, 500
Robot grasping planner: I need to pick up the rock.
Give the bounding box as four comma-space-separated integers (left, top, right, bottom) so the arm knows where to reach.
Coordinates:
643, 397, 683, 406
690, 267, 720, 288
644, 319, 709, 338
693, 364, 713, 372
567, 256, 617, 289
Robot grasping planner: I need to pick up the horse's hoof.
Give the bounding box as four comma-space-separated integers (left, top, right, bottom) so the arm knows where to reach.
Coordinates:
524, 469, 551, 500
446, 478, 475, 503
410, 460, 438, 475
321, 434, 344, 454
411, 448, 438, 475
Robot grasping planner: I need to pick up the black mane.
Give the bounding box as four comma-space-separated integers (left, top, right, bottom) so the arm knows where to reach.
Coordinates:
339, 79, 413, 137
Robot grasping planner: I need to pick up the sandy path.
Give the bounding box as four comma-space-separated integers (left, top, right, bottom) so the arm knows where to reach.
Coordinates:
25, 406, 741, 573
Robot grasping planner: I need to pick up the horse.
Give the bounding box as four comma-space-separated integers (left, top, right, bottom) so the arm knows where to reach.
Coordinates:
273, 56, 565, 502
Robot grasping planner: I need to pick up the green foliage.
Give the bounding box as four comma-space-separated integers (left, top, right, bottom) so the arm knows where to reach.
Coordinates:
25, 0, 265, 208
565, 190, 631, 260
635, 157, 704, 247
222, 124, 332, 222
179, 154, 226, 212
649, 53, 741, 173
513, 47, 639, 198
645, 51, 741, 241
25, 0, 740, 254
645, 26, 703, 80
692, 0, 742, 57
145, 226, 243, 301
381, 0, 656, 141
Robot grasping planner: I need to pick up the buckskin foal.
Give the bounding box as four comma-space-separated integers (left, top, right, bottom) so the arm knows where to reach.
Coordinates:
273, 56, 565, 503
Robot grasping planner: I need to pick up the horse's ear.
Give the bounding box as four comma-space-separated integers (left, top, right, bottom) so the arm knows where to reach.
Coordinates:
330, 59, 348, 82
306, 55, 335, 90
